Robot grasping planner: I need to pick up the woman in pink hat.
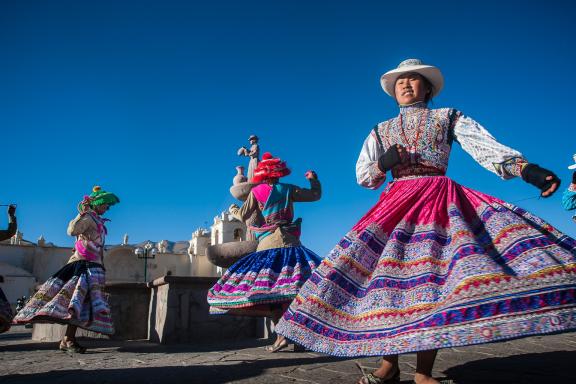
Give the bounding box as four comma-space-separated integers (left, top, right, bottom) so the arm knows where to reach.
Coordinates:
208, 152, 323, 352
275, 59, 575, 384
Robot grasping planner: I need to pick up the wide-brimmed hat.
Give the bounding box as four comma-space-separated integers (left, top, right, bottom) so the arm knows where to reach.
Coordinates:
248, 135, 259, 142
569, 153, 576, 170
77, 186, 120, 213
251, 152, 291, 183
380, 58, 444, 98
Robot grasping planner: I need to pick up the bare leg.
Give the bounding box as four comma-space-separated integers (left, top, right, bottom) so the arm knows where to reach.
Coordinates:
357, 355, 399, 384
271, 311, 286, 346
60, 325, 86, 353
63, 324, 77, 344
414, 349, 440, 384
265, 309, 288, 352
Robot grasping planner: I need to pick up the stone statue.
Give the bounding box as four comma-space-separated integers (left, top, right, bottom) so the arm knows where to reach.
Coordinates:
158, 240, 168, 254
233, 166, 247, 186
237, 135, 260, 181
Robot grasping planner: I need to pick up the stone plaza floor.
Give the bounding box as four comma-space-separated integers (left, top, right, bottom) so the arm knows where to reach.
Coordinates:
1, 325, 576, 383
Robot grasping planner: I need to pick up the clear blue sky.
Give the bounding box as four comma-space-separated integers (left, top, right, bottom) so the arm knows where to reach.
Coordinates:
1, 0, 575, 256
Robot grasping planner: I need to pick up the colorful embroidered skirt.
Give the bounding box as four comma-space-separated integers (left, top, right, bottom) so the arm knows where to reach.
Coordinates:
275, 176, 576, 356
12, 260, 114, 335
0, 288, 13, 333
208, 246, 322, 317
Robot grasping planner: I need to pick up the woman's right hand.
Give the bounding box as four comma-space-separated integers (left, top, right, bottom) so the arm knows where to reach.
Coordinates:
378, 144, 408, 172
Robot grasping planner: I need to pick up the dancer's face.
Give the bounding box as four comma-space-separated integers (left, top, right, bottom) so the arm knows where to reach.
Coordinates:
394, 73, 429, 105
94, 204, 110, 215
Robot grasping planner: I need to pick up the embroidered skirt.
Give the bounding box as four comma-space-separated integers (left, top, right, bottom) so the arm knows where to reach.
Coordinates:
0, 288, 13, 333
12, 260, 114, 335
208, 246, 322, 316
275, 176, 576, 356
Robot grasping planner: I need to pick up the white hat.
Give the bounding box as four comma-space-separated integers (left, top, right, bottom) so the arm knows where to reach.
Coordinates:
569, 153, 576, 170
381, 59, 444, 98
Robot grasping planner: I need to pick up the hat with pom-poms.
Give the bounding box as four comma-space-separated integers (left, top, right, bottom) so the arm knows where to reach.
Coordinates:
78, 186, 120, 213
251, 152, 291, 183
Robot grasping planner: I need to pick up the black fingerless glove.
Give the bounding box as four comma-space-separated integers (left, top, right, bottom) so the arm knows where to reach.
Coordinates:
521, 164, 561, 196
378, 145, 403, 172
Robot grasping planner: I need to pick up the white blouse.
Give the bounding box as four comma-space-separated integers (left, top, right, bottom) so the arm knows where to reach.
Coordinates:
356, 111, 525, 189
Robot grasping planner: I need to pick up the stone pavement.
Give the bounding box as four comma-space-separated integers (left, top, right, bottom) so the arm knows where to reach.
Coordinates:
1, 325, 576, 383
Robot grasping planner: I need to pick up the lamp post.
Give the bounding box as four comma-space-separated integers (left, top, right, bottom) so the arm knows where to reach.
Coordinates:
134, 241, 157, 282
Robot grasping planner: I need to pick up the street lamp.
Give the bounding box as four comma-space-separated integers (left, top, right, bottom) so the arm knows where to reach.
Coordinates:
134, 241, 158, 282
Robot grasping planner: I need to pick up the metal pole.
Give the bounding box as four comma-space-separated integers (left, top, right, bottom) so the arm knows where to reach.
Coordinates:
144, 252, 148, 282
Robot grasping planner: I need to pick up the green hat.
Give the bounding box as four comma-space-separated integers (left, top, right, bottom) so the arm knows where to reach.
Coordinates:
89, 186, 120, 208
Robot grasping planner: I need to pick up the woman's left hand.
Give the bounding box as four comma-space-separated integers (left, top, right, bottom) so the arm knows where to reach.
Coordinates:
305, 170, 318, 180
521, 164, 561, 198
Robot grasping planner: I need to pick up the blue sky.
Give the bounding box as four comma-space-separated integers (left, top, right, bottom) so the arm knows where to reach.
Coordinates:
1, 0, 575, 256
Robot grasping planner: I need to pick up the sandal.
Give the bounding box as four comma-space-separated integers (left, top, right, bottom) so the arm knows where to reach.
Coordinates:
59, 340, 87, 354
265, 339, 289, 353
357, 368, 400, 384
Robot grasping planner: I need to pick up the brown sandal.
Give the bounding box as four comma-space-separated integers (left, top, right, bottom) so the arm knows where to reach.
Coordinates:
265, 339, 289, 353
59, 340, 87, 354
357, 368, 400, 384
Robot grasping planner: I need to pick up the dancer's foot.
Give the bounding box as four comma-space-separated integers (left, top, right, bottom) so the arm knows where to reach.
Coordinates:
59, 339, 87, 354
265, 338, 289, 353
357, 366, 400, 384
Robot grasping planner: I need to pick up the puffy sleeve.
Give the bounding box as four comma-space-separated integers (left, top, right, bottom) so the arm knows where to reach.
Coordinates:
452, 112, 528, 179
67, 214, 92, 236
356, 128, 386, 189
562, 184, 576, 211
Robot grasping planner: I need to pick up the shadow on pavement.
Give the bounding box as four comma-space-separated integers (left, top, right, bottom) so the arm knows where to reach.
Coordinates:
0, 342, 61, 352
116, 338, 273, 354
444, 350, 576, 383
0, 338, 272, 354
0, 355, 344, 384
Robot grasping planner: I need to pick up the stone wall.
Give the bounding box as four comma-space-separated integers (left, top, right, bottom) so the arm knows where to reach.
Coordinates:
31, 277, 267, 344
0, 243, 211, 289
148, 276, 264, 344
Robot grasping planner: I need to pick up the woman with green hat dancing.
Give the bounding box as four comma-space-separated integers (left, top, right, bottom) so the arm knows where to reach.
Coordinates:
13, 186, 119, 353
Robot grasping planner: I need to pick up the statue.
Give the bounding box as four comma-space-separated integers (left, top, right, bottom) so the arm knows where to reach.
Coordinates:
158, 240, 168, 254
233, 166, 247, 186
237, 135, 260, 181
